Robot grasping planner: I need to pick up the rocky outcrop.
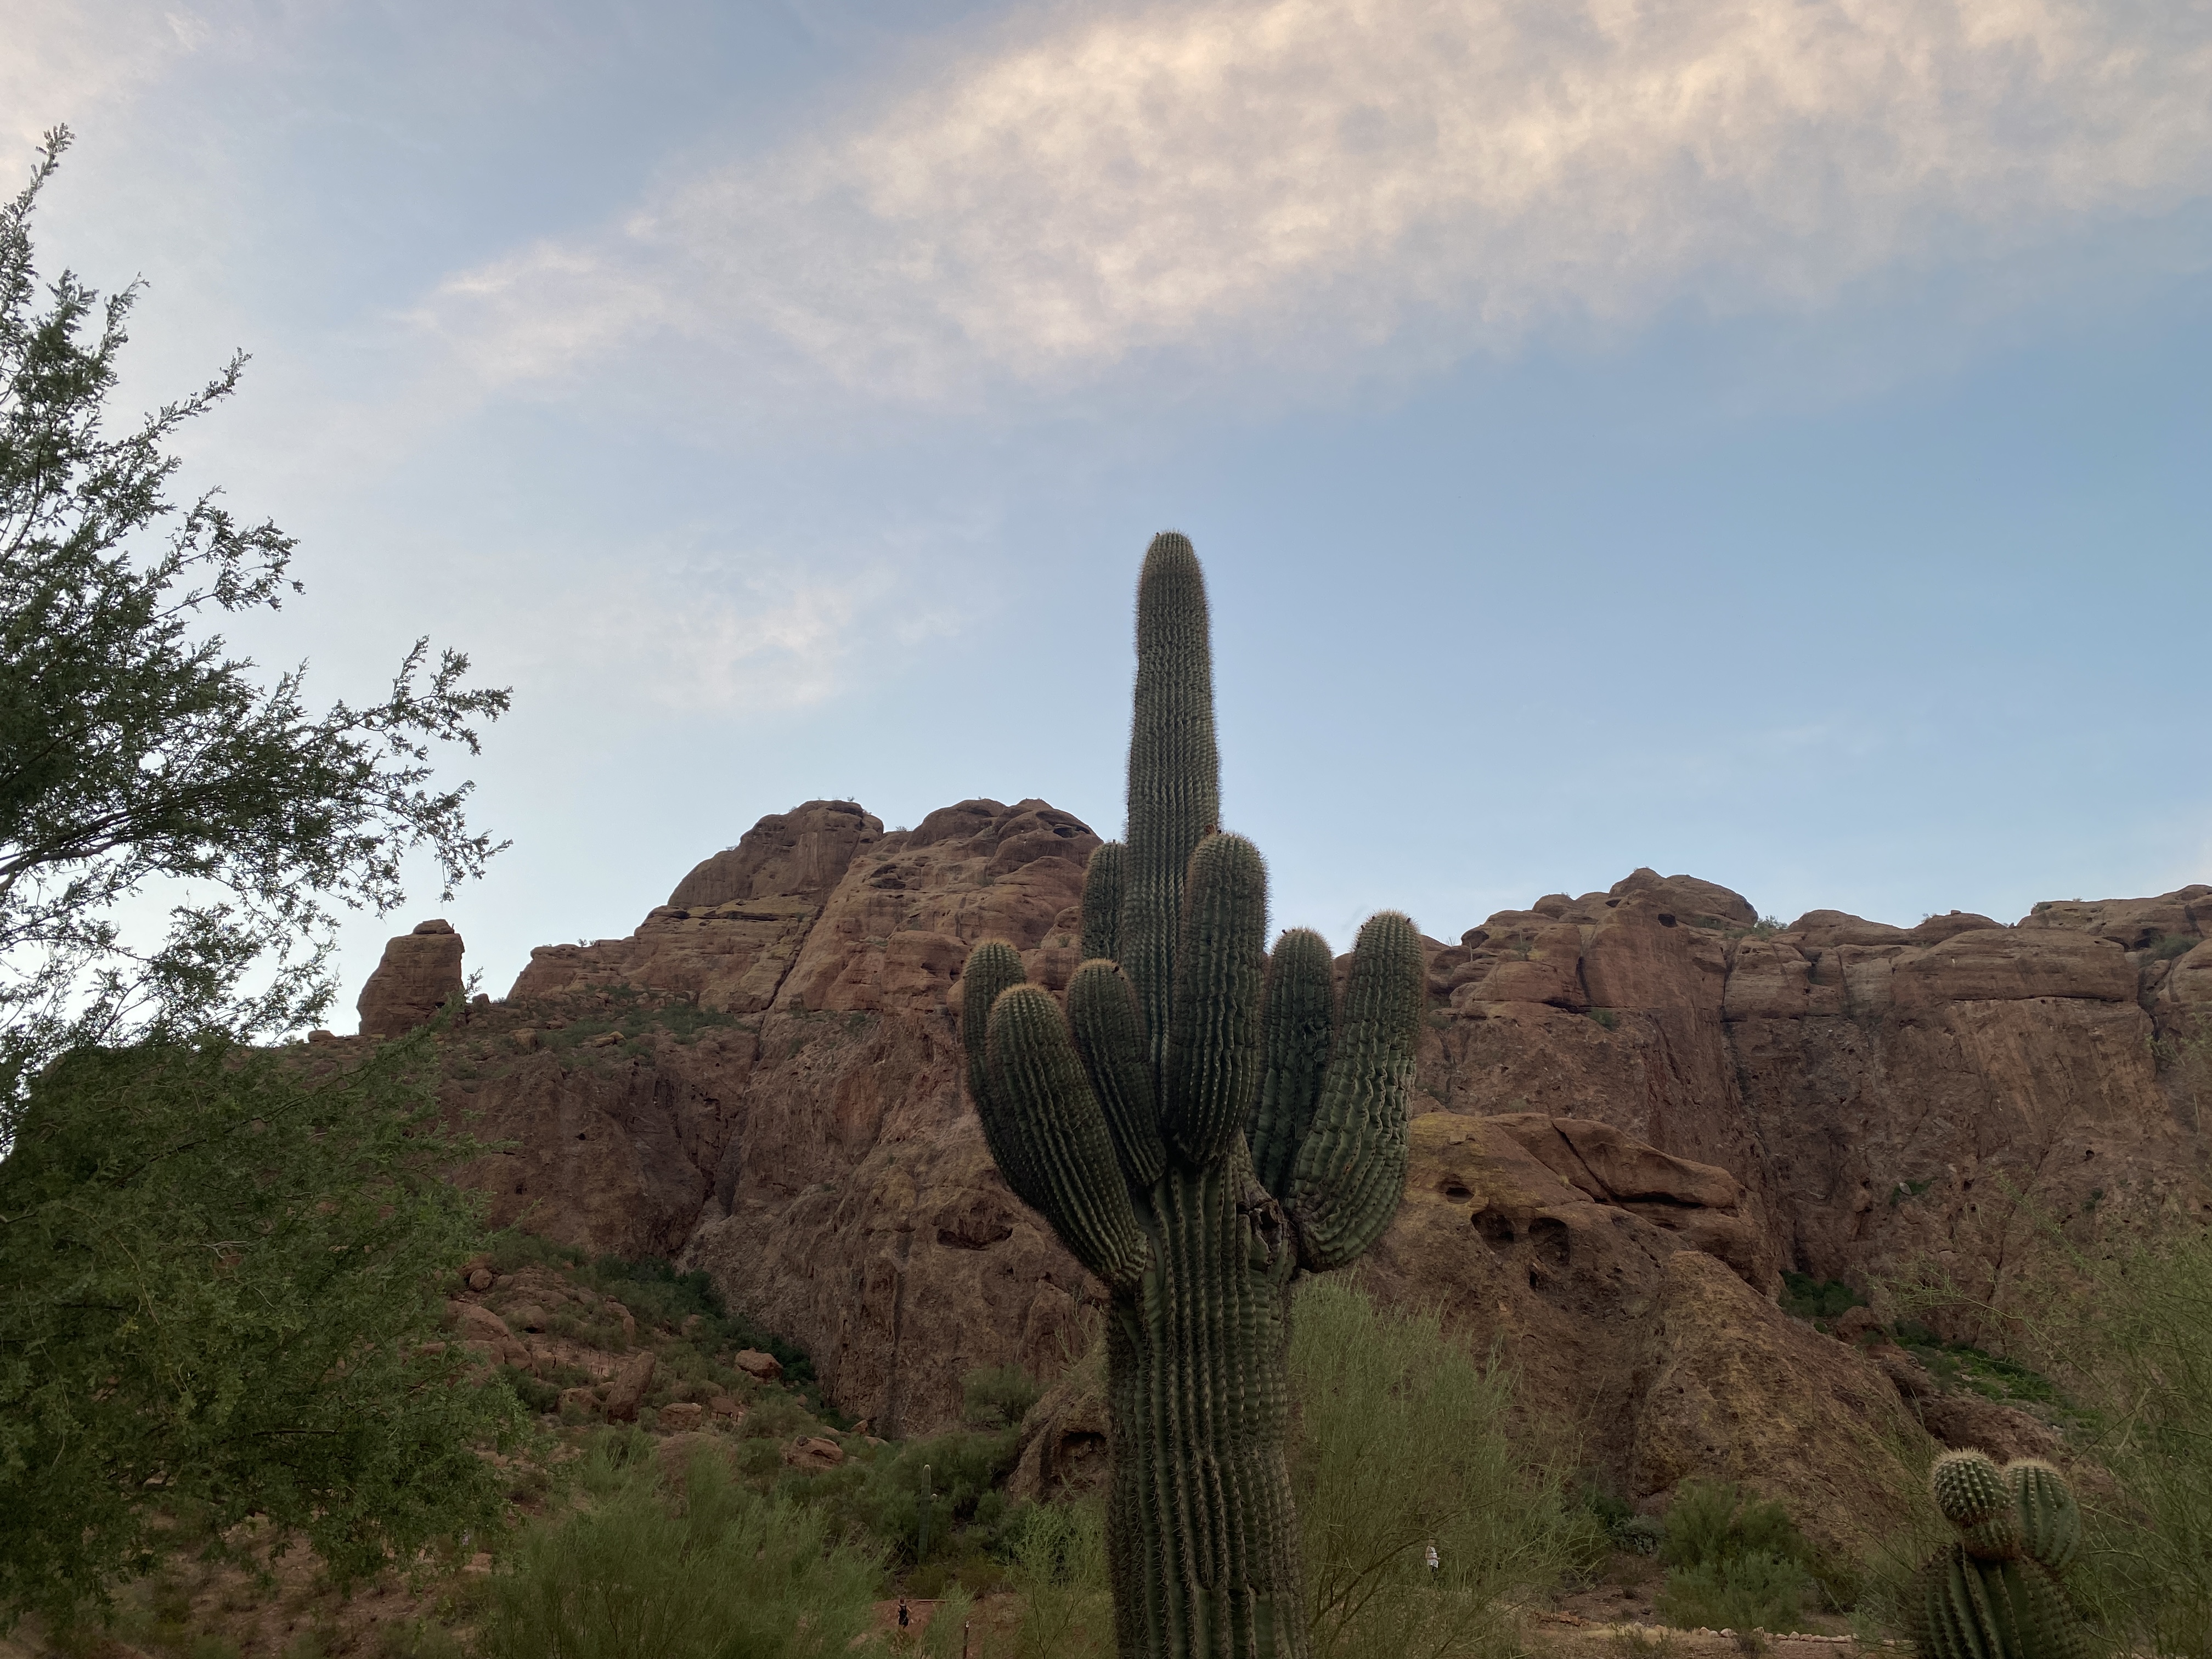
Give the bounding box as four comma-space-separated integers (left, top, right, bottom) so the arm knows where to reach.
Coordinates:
356, 918, 465, 1038
347, 799, 2212, 1514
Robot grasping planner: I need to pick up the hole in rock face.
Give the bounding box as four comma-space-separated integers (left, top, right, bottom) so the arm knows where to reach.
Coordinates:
1442, 1180, 1473, 1200
1657, 913, 1677, 928
1529, 1216, 1571, 1268
1475, 1210, 1517, 1251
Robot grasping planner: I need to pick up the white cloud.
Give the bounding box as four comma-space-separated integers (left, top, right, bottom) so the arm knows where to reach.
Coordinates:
422, 0, 2212, 406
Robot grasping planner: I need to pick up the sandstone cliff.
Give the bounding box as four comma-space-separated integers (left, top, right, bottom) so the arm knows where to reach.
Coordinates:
344, 797, 2211, 1530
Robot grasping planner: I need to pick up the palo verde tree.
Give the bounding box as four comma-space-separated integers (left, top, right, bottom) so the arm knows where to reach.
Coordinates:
962, 533, 1423, 1658
0, 131, 519, 1626
0, 127, 508, 1095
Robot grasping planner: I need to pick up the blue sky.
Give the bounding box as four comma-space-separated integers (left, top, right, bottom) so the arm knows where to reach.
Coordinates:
14, 0, 2210, 1015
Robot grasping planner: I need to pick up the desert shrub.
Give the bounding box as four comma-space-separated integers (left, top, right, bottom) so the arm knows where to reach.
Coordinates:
1778, 1273, 1863, 1325
786, 1427, 1021, 1565
1290, 1277, 1602, 1659
961, 1364, 1043, 1429
999, 1499, 1112, 1659
479, 1446, 881, 1659
1657, 1553, 1813, 1635
1654, 1482, 1815, 1634
2045, 1226, 2212, 1659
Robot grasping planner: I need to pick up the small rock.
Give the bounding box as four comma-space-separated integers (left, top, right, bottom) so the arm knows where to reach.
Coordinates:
558, 1386, 601, 1418
511, 1029, 539, 1052
783, 1435, 844, 1470
608, 1301, 636, 1343
603, 1351, 657, 1422
733, 1348, 783, 1381
1831, 1306, 1882, 1344
586, 1030, 621, 1048
708, 1395, 744, 1421
507, 1304, 550, 1333
659, 1401, 706, 1431
307, 1029, 335, 1044
467, 1267, 494, 1293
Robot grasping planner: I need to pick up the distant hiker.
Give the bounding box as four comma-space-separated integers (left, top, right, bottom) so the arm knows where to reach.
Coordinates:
1425, 1542, 1440, 1579
898, 1596, 910, 1629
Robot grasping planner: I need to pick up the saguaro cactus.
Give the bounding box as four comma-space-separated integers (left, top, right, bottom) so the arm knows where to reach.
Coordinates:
1911, 1450, 2087, 1659
962, 533, 1423, 1659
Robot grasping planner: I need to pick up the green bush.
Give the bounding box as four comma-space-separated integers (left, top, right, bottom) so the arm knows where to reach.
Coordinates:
1290, 1278, 1602, 1659
479, 1444, 881, 1659
1657, 1553, 1815, 1635
0, 1038, 523, 1623
1778, 1273, 1864, 1325
961, 1364, 1043, 1429
1654, 1482, 1817, 1634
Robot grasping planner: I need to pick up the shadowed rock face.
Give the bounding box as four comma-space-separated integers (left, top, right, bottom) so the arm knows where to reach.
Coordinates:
346, 803, 2212, 1517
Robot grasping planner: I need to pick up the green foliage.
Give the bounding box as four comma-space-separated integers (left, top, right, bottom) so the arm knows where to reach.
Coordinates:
1778, 1272, 1864, 1325
1657, 1555, 1816, 1637
479, 1444, 883, 1659
0, 131, 507, 1083
0, 1035, 524, 1624
961, 535, 1425, 1656
1888, 1324, 2064, 1410
2147, 933, 2199, 961
1654, 1483, 1817, 1634
2045, 1224, 2212, 1658
1291, 1278, 1601, 1659
780, 1427, 1022, 1566
999, 1499, 1114, 1659
961, 1363, 1043, 1429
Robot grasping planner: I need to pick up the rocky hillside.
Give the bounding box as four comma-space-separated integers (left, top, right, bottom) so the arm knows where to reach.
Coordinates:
341, 795, 2212, 1541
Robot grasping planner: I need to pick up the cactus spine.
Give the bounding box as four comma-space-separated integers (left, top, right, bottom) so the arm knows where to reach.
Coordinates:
1911, 1451, 2087, 1659
962, 533, 1422, 1658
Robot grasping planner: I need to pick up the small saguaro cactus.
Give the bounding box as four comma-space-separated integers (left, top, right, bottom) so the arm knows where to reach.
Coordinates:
1911, 1450, 2086, 1659
961, 533, 1422, 1659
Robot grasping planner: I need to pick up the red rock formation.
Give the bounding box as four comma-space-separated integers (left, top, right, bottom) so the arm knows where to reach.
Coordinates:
356, 918, 465, 1038
351, 801, 2212, 1513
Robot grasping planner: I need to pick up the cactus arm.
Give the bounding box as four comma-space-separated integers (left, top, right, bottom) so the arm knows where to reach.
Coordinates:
1286, 910, 1423, 1271
1067, 959, 1167, 1187
1082, 841, 1126, 964
2007, 1460, 2080, 1572
1162, 832, 1268, 1166
1122, 533, 1221, 1078
985, 985, 1150, 1293
962, 939, 1048, 1212
1249, 927, 1335, 1201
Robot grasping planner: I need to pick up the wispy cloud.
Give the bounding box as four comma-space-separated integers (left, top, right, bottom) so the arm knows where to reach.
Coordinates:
4, 2, 206, 155
421, 0, 2212, 407
515, 555, 963, 715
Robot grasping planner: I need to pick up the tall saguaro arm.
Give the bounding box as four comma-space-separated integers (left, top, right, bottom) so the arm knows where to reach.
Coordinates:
960, 532, 1422, 1659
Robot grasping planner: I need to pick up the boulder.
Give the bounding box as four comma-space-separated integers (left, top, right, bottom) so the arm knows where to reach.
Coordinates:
357, 919, 465, 1039
603, 1351, 656, 1422
783, 1435, 845, 1470
732, 1349, 783, 1381
658, 1401, 705, 1431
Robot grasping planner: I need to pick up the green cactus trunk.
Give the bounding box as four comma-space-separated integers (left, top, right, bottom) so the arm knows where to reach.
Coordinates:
962, 533, 1422, 1659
